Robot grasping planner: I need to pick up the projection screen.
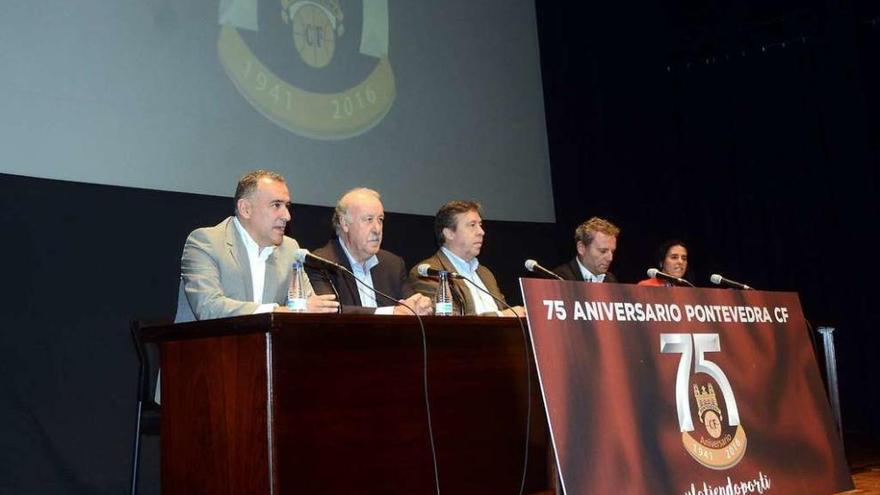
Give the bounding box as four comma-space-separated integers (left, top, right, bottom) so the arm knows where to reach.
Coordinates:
0, 0, 554, 222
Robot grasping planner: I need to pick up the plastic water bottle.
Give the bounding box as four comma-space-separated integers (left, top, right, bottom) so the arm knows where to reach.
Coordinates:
434, 271, 454, 316
287, 262, 308, 312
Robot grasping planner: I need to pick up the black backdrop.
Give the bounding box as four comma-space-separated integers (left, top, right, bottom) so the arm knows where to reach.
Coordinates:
1, 0, 878, 493
538, 0, 878, 460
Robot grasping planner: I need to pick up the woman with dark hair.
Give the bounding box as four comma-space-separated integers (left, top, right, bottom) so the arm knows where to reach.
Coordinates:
638, 239, 689, 287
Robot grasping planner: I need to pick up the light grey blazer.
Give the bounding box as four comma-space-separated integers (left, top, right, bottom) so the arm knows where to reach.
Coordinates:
174, 216, 314, 322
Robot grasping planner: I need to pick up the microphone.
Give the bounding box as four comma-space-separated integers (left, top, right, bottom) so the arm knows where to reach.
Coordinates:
417, 261, 466, 315
453, 271, 523, 318
647, 268, 695, 287
295, 249, 415, 310
295, 248, 347, 272
524, 259, 564, 280
710, 274, 754, 290
294, 249, 345, 313
417, 263, 465, 280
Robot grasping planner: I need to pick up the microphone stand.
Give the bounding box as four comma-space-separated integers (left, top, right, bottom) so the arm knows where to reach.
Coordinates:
674, 278, 695, 288
656, 273, 695, 287
419, 260, 467, 316
317, 267, 344, 314
448, 277, 467, 316
525, 261, 564, 281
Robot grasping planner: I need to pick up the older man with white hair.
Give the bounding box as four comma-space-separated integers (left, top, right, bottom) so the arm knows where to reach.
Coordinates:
305, 187, 433, 315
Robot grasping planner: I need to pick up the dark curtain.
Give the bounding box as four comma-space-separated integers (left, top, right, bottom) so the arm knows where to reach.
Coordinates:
536, 0, 879, 441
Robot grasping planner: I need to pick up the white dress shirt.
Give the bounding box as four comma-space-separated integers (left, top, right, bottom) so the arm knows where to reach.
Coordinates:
576, 258, 606, 283
232, 217, 279, 313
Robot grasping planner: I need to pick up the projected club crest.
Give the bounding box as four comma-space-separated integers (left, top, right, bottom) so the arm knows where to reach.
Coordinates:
661, 333, 748, 470
217, 0, 395, 140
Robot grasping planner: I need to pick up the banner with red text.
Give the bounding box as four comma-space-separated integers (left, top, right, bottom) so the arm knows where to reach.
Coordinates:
520, 279, 852, 495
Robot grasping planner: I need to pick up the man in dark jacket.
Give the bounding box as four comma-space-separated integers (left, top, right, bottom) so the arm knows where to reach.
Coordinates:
305, 187, 432, 315
554, 216, 620, 283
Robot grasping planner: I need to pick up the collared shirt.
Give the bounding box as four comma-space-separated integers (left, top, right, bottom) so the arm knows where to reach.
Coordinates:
576, 258, 606, 283
441, 247, 499, 315
232, 217, 278, 313
337, 239, 394, 315
159, 218, 276, 406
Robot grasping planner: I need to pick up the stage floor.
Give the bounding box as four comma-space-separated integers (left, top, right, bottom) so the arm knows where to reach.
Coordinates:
842, 432, 880, 495
843, 467, 880, 494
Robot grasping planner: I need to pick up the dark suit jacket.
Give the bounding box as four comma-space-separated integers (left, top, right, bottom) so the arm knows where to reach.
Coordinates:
408, 249, 507, 316
552, 257, 618, 283
304, 238, 414, 314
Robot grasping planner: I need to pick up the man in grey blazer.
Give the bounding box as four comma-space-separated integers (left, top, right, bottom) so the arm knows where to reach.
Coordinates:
175, 170, 339, 322
409, 200, 524, 317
